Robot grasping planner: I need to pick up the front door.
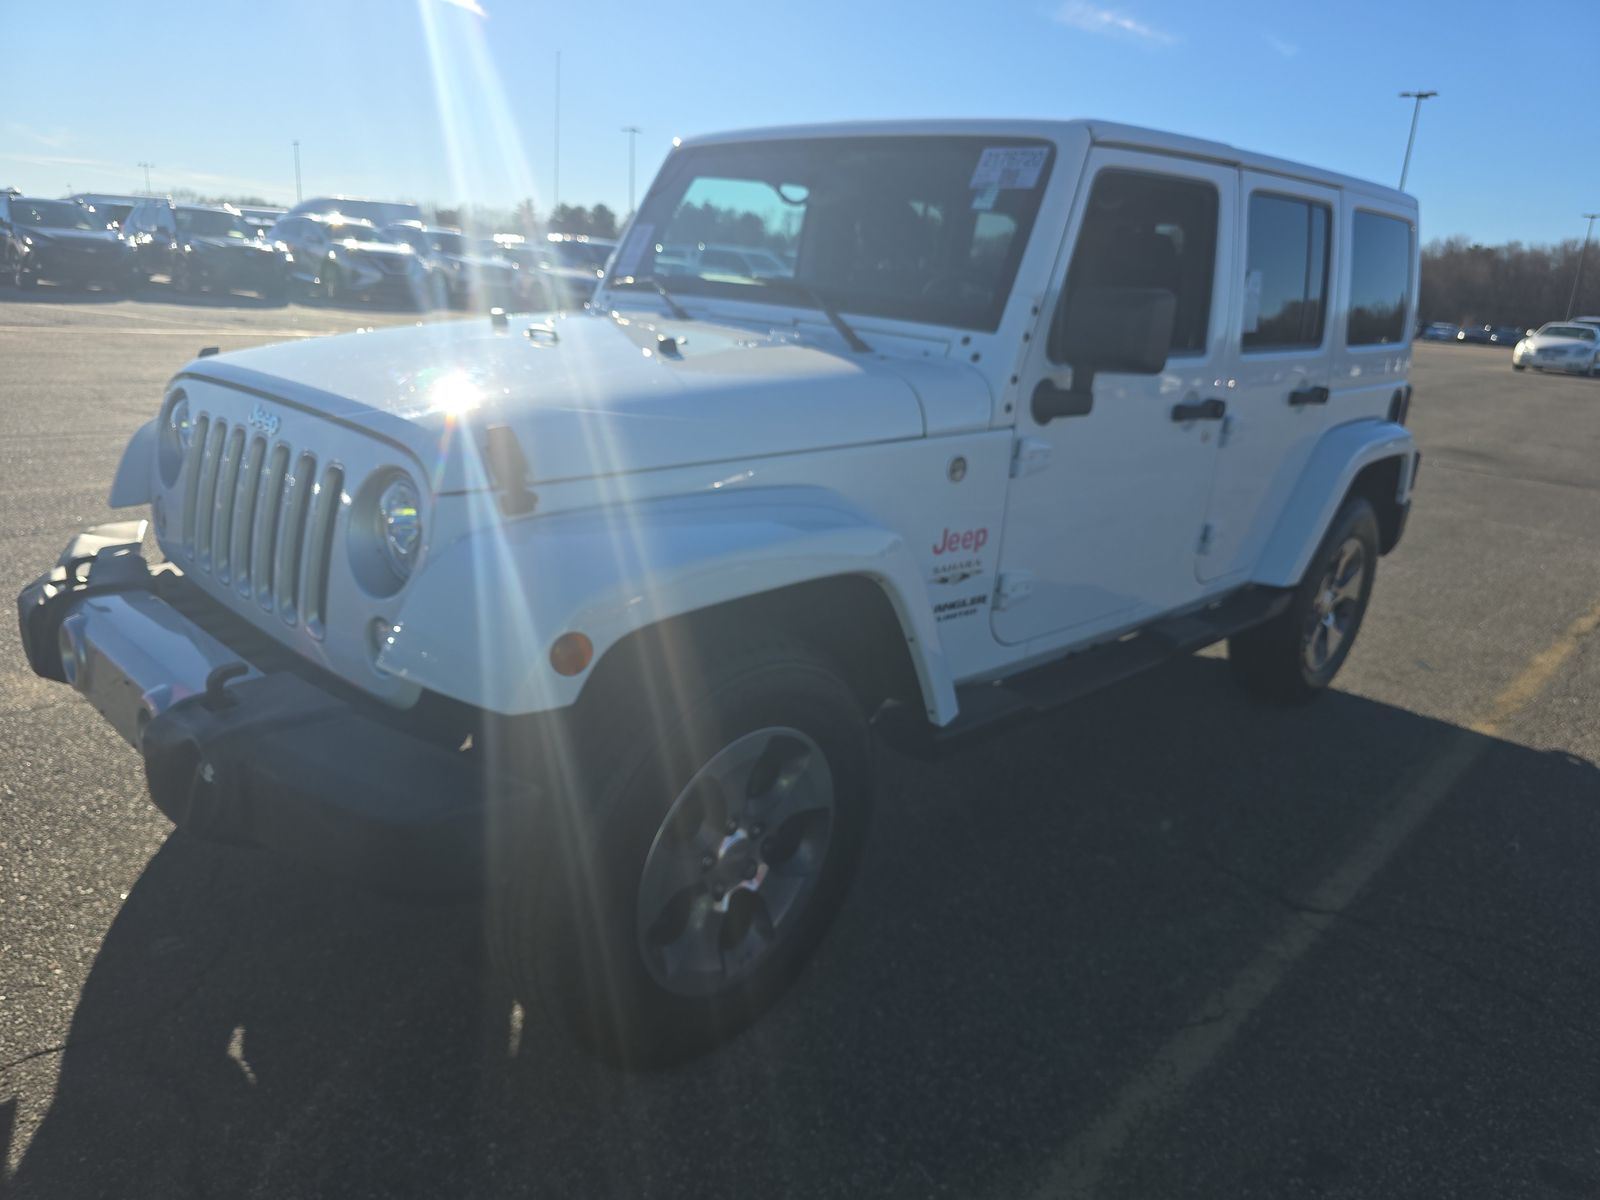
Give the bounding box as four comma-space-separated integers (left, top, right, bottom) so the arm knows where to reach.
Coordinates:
992, 149, 1238, 648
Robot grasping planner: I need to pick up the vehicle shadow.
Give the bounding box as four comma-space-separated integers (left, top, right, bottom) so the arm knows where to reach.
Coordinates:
5, 655, 1599, 1198
1, 283, 127, 305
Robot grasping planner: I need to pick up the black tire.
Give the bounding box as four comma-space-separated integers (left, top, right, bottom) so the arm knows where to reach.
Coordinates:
1229, 495, 1380, 704
173, 255, 199, 295
489, 634, 872, 1067
262, 279, 288, 306
15, 262, 36, 290
320, 260, 340, 303
1512, 363, 1525, 372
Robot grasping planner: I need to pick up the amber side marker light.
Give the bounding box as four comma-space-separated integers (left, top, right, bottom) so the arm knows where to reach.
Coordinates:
550, 632, 594, 676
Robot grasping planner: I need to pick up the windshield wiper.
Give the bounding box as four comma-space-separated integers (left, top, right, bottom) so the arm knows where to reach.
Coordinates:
753, 278, 872, 354
609, 273, 691, 321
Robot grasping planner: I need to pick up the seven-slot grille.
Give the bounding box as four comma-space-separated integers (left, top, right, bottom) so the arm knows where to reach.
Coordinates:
178, 412, 344, 638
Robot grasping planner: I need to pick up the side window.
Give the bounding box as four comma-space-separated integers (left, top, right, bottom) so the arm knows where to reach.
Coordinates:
1242, 193, 1330, 351
1052, 169, 1219, 359
1347, 211, 1412, 346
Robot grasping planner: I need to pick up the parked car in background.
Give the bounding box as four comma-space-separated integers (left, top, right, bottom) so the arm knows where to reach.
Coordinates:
237, 205, 287, 236
1512, 322, 1600, 374
269, 212, 425, 305
122, 200, 291, 300
1488, 325, 1525, 346
284, 195, 424, 228
69, 192, 143, 231
1421, 321, 1458, 341
535, 233, 615, 307
1455, 324, 1493, 344
1, 195, 129, 291
665, 242, 794, 279
382, 222, 516, 308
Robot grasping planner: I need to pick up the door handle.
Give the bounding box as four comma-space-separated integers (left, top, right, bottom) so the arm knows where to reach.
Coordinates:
1170, 397, 1226, 422
1288, 385, 1330, 407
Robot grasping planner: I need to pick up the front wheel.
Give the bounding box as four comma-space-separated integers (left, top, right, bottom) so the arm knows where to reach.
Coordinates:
1229, 496, 1379, 704
1512, 362, 1525, 372
490, 636, 872, 1066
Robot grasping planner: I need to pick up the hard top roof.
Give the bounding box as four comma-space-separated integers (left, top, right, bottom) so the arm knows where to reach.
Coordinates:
678, 118, 1415, 207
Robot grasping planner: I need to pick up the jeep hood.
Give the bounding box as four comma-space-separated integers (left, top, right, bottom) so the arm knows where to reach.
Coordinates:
187, 311, 991, 489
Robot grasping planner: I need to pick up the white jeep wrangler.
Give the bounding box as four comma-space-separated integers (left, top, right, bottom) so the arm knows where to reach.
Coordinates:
18, 120, 1419, 1063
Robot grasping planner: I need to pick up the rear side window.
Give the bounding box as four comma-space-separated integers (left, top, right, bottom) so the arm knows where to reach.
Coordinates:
1347, 211, 1412, 346
1242, 193, 1330, 351
1053, 169, 1219, 358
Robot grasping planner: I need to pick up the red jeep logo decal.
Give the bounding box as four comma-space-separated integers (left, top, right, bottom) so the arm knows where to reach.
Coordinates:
932, 526, 988, 556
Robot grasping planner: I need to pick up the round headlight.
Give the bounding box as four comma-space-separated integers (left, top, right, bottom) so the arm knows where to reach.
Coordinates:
377, 475, 422, 577
168, 395, 193, 452
157, 392, 193, 486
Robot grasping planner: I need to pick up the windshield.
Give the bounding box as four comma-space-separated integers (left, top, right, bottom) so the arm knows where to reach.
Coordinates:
428, 231, 468, 255
176, 209, 255, 240
15, 200, 101, 231
327, 223, 381, 243
550, 240, 611, 269
1541, 324, 1596, 339
610, 136, 1053, 331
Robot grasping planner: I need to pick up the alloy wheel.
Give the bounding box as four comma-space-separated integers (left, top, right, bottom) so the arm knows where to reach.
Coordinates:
1302, 536, 1366, 674
635, 726, 836, 998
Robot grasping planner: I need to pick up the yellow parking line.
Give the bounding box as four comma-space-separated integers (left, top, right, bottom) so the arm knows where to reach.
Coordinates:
1027, 598, 1600, 1199
1471, 598, 1600, 735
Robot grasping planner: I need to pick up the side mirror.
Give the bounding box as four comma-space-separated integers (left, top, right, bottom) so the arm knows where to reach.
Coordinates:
1033, 286, 1176, 423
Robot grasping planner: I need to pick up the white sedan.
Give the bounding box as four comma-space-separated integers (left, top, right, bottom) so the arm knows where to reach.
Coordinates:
1512, 323, 1600, 375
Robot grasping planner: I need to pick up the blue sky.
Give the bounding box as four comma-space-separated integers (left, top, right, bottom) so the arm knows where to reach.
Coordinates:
4, 0, 1595, 245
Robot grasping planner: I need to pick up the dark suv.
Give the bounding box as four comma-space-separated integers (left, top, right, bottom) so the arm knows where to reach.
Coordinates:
122, 200, 291, 301
1, 195, 130, 291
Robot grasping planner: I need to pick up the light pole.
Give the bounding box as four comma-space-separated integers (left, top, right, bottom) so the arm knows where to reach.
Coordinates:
293, 140, 302, 203
137, 161, 154, 194
621, 125, 640, 217
1398, 90, 1437, 191
552, 51, 561, 214
1565, 213, 1600, 318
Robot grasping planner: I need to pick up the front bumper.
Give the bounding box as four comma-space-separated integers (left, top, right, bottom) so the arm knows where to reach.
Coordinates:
17, 524, 483, 893
24, 246, 128, 284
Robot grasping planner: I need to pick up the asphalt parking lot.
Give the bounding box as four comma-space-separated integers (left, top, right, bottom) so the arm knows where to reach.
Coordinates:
2, 295, 1599, 1199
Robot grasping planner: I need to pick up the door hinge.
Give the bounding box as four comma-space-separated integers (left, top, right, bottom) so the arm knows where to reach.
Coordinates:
1010, 436, 1052, 478
1197, 523, 1214, 555
995, 570, 1035, 610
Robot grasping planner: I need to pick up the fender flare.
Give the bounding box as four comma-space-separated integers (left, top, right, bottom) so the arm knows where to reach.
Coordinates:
380, 486, 959, 724
108, 418, 158, 508
1252, 419, 1416, 588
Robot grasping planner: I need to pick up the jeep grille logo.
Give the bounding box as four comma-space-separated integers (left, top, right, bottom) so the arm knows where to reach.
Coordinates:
247, 404, 280, 438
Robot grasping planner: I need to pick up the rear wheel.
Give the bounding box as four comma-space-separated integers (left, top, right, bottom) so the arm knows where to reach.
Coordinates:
320, 260, 341, 303
489, 635, 872, 1066
1229, 496, 1379, 704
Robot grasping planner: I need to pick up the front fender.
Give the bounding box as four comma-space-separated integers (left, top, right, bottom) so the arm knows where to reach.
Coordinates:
379, 486, 959, 723
108, 418, 158, 508
1252, 418, 1416, 588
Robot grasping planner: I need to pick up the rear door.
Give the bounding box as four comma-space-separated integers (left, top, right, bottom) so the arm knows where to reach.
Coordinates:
1196, 173, 1339, 582
992, 148, 1237, 647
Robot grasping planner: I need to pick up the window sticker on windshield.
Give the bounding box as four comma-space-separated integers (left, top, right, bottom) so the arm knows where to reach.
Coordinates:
969, 146, 1049, 191
611, 223, 653, 278
971, 185, 1000, 212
